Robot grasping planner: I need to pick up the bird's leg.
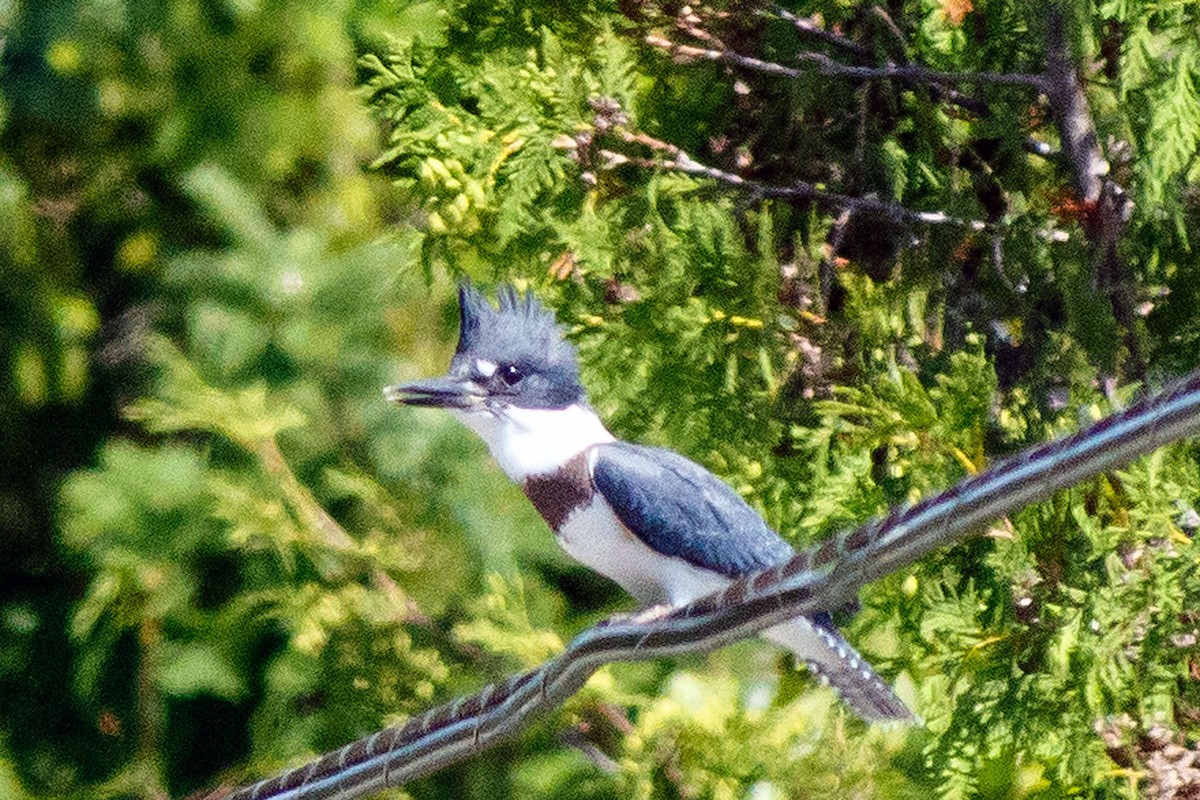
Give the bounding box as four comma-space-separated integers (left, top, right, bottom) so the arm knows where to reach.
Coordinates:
629, 603, 676, 624
595, 603, 677, 627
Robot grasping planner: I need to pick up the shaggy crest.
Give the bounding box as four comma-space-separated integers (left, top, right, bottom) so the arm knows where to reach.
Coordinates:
455, 284, 572, 362
452, 282, 585, 408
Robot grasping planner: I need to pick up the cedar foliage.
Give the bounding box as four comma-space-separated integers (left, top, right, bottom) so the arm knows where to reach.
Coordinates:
3, 0, 1200, 798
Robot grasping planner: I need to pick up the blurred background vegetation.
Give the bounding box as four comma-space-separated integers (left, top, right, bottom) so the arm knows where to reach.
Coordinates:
2, 0, 1200, 798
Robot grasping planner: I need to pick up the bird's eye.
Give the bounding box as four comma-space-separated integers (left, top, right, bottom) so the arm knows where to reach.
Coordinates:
500, 364, 524, 386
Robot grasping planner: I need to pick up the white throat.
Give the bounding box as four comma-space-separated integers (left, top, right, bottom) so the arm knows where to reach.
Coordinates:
453, 403, 615, 481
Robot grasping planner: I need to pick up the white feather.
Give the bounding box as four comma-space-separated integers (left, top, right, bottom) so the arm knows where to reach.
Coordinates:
557, 495, 843, 670
453, 403, 614, 481
556, 492, 729, 606
453, 401, 912, 720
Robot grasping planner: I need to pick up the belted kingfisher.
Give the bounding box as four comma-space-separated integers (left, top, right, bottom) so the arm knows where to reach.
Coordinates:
386, 284, 913, 722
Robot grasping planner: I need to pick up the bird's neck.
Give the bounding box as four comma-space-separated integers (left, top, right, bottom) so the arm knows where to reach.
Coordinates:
455, 403, 615, 482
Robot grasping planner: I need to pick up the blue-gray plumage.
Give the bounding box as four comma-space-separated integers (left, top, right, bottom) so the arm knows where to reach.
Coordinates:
591, 441, 911, 721
387, 283, 916, 723
592, 442, 794, 578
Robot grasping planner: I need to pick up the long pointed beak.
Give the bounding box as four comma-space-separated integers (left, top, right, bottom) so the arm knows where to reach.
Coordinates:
383, 376, 482, 409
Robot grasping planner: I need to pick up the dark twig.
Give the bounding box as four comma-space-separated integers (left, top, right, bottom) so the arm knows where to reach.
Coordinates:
768, 6, 869, 58
866, 5, 910, 59
646, 34, 1047, 89
671, 10, 1054, 158
598, 130, 992, 231
769, 5, 984, 115
786, 5, 1010, 108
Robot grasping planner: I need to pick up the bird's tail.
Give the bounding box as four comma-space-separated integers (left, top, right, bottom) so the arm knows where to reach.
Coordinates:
762, 614, 917, 723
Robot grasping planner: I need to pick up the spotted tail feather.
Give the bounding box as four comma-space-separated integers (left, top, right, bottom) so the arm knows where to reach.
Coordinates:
762, 615, 917, 723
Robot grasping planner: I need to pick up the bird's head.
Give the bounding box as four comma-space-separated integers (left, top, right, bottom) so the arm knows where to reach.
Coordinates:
385, 283, 586, 416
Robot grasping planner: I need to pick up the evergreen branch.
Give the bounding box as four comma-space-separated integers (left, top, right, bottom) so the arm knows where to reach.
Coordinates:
192, 370, 1200, 800
664, 7, 1057, 162
597, 132, 992, 231
259, 436, 435, 628
259, 437, 358, 553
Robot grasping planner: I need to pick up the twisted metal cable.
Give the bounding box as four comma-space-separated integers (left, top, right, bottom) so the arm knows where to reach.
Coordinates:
195, 371, 1200, 800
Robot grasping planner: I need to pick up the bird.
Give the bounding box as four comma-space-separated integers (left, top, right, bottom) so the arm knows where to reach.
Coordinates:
385, 283, 914, 722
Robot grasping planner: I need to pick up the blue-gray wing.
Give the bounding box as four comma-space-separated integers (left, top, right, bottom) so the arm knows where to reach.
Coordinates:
591, 442, 793, 577
592, 441, 917, 723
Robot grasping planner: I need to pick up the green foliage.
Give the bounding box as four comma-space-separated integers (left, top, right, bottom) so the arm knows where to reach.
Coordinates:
5, 0, 1200, 798
364, 20, 638, 272
1101, 0, 1200, 208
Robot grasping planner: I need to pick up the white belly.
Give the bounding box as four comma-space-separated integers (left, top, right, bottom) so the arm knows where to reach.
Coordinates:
557, 503, 827, 661
556, 496, 730, 607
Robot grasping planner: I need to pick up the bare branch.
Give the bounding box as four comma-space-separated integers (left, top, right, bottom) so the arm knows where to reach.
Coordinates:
645, 34, 1046, 89
767, 6, 869, 58
193, 371, 1200, 800
597, 131, 993, 231
762, 7, 1027, 125
762, 8, 1055, 158
1044, 12, 1107, 205
1043, 7, 1140, 376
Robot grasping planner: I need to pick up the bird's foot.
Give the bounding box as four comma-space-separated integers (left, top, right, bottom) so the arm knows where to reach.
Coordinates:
596, 604, 677, 627
630, 603, 676, 624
